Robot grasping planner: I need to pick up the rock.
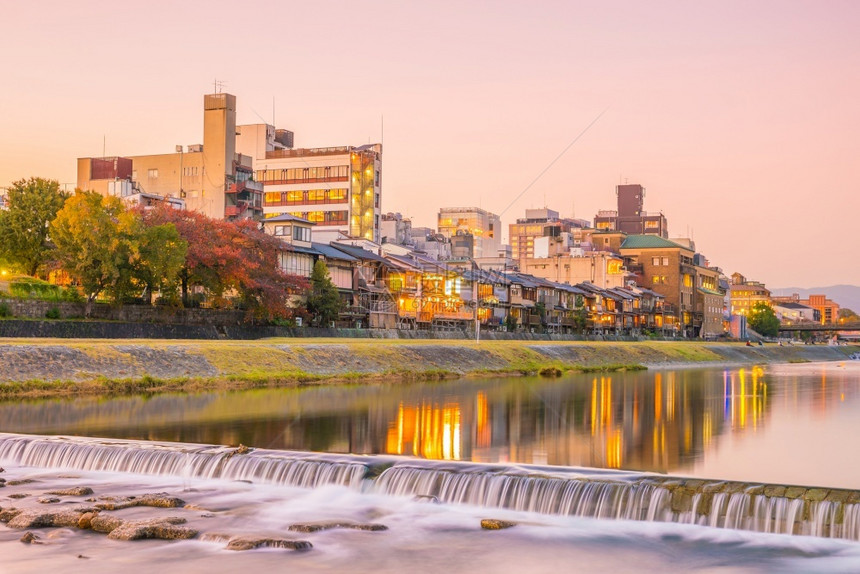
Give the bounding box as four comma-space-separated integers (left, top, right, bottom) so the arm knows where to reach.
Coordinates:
48, 487, 94, 496
78, 512, 97, 530
7, 479, 36, 486
7, 509, 83, 529
90, 514, 124, 534
8, 493, 30, 499
107, 517, 197, 541
96, 493, 185, 511
0, 467, 5, 473
413, 495, 440, 503
481, 519, 517, 530
200, 532, 232, 543
37, 497, 60, 504
225, 537, 312, 551
77, 555, 90, 560
288, 522, 388, 533
785, 487, 806, 499
0, 508, 22, 522
805, 489, 829, 502
763, 486, 786, 498
20, 531, 41, 544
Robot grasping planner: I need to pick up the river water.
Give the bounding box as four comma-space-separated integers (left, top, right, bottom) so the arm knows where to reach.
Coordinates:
2, 360, 860, 572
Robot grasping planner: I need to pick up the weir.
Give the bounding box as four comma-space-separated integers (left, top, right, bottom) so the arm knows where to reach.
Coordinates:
2, 433, 859, 542
0, 433, 368, 489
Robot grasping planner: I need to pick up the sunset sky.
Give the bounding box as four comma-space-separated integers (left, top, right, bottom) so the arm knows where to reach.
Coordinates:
3, 1, 859, 287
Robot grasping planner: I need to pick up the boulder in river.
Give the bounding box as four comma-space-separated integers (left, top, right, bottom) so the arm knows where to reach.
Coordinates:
225, 536, 312, 551
107, 517, 197, 541
48, 487, 94, 496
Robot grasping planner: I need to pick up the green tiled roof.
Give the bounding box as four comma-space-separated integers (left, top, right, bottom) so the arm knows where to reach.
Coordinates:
620, 235, 687, 250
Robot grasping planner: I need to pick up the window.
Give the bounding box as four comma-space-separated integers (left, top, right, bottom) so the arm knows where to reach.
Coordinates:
273, 225, 289, 237
293, 226, 311, 242
131, 170, 137, 180
662, 257, 669, 266
375, 170, 380, 186
652, 257, 661, 266
147, 169, 158, 178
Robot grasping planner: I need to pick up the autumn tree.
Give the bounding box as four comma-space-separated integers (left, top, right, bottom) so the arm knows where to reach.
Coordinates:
51, 191, 133, 315
140, 205, 307, 320
747, 302, 780, 338
306, 260, 343, 327
51, 192, 186, 314
0, 177, 69, 276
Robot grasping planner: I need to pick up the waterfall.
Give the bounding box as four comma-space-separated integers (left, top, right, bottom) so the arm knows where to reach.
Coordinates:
0, 433, 367, 489
3, 432, 860, 542
375, 465, 860, 542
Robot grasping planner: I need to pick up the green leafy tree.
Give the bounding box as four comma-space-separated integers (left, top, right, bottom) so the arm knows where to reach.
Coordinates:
0, 178, 68, 276
747, 302, 780, 338
50, 192, 134, 315
306, 260, 343, 327
128, 222, 187, 305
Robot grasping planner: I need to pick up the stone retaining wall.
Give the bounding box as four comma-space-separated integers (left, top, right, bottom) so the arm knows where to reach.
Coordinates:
0, 299, 246, 325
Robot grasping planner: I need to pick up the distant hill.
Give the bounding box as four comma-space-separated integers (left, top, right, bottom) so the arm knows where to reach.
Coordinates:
771, 285, 860, 313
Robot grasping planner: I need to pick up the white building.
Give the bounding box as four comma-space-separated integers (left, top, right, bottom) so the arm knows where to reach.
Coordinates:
236, 124, 382, 243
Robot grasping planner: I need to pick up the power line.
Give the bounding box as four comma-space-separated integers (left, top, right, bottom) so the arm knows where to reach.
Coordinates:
498, 108, 608, 218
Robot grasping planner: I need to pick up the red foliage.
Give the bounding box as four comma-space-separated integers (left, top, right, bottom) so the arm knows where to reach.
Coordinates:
140, 205, 309, 320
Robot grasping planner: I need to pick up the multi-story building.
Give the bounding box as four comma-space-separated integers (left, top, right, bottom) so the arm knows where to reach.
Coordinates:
619, 235, 698, 335
78, 93, 262, 221
244, 135, 383, 243
508, 208, 587, 263
522, 251, 627, 289
594, 184, 668, 238
728, 273, 771, 316
695, 265, 726, 337
773, 293, 839, 324
437, 207, 501, 259
380, 212, 413, 247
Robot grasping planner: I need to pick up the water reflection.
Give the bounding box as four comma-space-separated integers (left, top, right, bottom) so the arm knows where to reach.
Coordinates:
1, 362, 859, 486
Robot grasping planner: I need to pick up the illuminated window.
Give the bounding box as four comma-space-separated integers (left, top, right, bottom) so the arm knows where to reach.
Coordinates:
147, 169, 158, 178
287, 191, 304, 204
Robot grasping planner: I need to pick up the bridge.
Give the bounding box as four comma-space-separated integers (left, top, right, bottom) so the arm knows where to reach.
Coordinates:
778, 321, 860, 333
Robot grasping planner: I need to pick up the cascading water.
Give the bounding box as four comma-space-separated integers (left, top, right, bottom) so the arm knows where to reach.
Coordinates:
2, 432, 859, 542
0, 433, 368, 489
373, 464, 860, 541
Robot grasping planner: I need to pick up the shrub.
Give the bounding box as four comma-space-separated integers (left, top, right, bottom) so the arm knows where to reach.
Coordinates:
45, 306, 61, 319
0, 302, 10, 318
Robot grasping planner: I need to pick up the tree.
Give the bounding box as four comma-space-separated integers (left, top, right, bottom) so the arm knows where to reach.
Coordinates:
306, 260, 343, 327
50, 191, 132, 315
140, 205, 308, 320
0, 178, 68, 276
123, 220, 187, 305
747, 302, 780, 338
838, 308, 859, 322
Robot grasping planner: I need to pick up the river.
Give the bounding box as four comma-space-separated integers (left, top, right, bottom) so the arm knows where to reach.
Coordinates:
1, 360, 860, 572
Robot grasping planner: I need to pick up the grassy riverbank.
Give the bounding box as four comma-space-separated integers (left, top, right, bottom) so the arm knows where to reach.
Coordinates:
0, 338, 856, 399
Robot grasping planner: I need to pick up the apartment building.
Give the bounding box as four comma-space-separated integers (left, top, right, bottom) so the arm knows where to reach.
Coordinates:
508, 208, 588, 263
77, 93, 262, 221
437, 207, 501, 259
594, 184, 668, 238
619, 234, 697, 335
728, 273, 772, 316
241, 131, 382, 243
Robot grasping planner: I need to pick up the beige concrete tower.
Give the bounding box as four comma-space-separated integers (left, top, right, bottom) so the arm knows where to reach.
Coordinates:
199, 93, 237, 219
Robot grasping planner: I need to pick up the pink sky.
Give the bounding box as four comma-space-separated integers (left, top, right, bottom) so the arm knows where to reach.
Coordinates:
3, 1, 859, 287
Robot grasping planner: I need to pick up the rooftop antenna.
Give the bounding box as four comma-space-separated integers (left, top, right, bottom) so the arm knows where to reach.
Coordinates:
213, 79, 226, 94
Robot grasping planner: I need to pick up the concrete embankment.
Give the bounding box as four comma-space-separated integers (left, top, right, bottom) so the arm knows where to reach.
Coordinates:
0, 339, 856, 396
